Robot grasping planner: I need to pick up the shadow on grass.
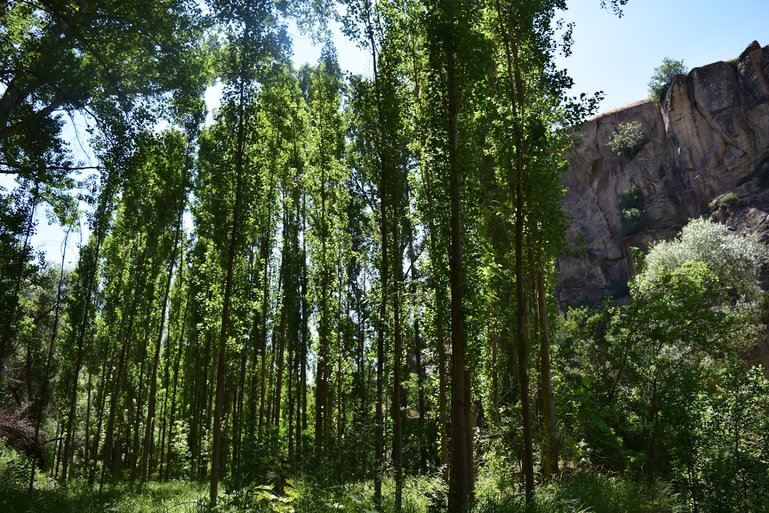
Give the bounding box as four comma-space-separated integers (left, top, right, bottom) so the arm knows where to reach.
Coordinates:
0, 481, 208, 513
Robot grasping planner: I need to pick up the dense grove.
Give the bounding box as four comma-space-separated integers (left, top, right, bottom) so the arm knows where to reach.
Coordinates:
1, 1, 768, 512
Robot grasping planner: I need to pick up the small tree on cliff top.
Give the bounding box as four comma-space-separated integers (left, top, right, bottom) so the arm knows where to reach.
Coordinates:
649, 58, 688, 101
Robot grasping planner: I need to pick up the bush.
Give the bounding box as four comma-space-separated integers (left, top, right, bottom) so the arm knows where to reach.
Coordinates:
708, 191, 739, 211
643, 218, 766, 301
619, 185, 645, 237
649, 58, 688, 101
608, 121, 646, 158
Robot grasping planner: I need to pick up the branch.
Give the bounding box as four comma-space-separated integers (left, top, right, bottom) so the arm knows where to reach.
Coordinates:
0, 93, 67, 143
0, 161, 103, 173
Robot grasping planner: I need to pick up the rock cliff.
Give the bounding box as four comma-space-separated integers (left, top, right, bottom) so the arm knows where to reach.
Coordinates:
558, 41, 769, 307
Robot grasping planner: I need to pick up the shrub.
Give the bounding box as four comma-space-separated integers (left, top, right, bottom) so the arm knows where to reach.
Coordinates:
619, 185, 645, 237
708, 191, 740, 211
648, 58, 688, 102
643, 218, 766, 301
608, 121, 646, 158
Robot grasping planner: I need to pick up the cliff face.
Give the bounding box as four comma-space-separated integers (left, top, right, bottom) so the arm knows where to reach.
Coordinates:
559, 41, 769, 306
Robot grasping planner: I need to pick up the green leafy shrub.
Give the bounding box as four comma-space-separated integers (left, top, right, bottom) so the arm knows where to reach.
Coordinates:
619, 185, 645, 237
643, 218, 766, 302
649, 58, 688, 101
677, 364, 769, 513
708, 191, 739, 211
608, 121, 646, 158
0, 441, 31, 491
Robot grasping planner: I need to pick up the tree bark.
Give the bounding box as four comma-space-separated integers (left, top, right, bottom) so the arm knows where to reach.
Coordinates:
443, 3, 474, 507
210, 69, 248, 505
536, 269, 558, 479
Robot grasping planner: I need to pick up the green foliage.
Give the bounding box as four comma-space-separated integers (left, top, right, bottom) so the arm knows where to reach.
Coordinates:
619, 185, 645, 237
555, 217, 769, 512
0, 465, 208, 513
649, 58, 689, 102
608, 121, 646, 158
663, 364, 769, 513
473, 473, 684, 513
217, 475, 446, 513
708, 191, 740, 212
643, 218, 766, 303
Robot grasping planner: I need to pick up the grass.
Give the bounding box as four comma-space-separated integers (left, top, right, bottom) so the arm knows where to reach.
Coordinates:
473, 472, 685, 513
1, 443, 684, 513
0, 472, 686, 513
0, 480, 208, 513
0, 442, 207, 513
0, 474, 207, 513
219, 474, 447, 513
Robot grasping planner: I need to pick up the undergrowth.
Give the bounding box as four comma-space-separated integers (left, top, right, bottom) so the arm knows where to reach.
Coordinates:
474, 472, 685, 513
0, 444, 207, 513
2, 444, 685, 513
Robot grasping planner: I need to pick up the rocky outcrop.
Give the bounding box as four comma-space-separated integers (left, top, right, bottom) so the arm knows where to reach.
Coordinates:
559, 41, 769, 306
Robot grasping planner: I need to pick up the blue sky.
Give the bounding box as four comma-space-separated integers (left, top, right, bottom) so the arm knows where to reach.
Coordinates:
555, 0, 769, 111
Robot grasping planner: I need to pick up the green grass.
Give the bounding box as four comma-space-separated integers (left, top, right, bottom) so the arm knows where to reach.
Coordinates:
1, 478, 207, 513
218, 474, 446, 513
0, 472, 686, 513
1, 443, 684, 513
473, 472, 685, 513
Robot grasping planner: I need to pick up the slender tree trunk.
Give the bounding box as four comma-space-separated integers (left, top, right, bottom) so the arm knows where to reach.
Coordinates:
511, 43, 535, 508
392, 174, 405, 513
444, 6, 473, 508
141, 210, 183, 482
232, 325, 249, 475
0, 179, 38, 369
415, 303, 427, 471
536, 268, 558, 478
273, 223, 290, 429
494, 1, 534, 499
210, 72, 248, 505
363, 7, 389, 506
89, 345, 112, 485
165, 292, 188, 480
53, 415, 65, 479
315, 145, 330, 461
130, 303, 153, 481
258, 176, 277, 435
83, 362, 93, 476
437, 299, 449, 473
28, 224, 73, 492
420, 160, 449, 476
299, 204, 309, 463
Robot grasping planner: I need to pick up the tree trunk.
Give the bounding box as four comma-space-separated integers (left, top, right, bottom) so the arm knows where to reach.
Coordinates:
28, 224, 73, 491
392, 166, 404, 513
444, 6, 474, 508
141, 209, 183, 482
536, 269, 558, 479
210, 71, 248, 505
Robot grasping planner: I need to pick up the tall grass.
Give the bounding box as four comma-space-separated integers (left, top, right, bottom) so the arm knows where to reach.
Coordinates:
1, 441, 684, 513
473, 472, 685, 513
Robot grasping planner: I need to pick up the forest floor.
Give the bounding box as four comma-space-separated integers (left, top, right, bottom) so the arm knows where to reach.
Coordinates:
0, 460, 685, 513
1, 479, 207, 513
